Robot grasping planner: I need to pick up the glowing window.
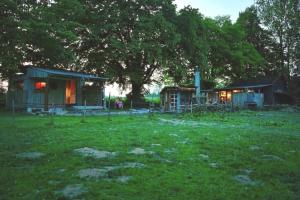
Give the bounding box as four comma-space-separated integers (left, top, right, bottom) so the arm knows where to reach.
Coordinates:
35, 82, 46, 90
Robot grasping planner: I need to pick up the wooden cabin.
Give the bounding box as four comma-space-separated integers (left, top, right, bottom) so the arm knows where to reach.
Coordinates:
160, 77, 291, 112
205, 77, 290, 107
160, 87, 196, 112
7, 67, 108, 112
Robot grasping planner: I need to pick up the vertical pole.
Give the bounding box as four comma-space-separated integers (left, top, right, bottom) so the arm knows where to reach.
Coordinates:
190, 101, 193, 114
107, 93, 111, 120
84, 99, 86, 120
12, 98, 15, 123
44, 78, 49, 111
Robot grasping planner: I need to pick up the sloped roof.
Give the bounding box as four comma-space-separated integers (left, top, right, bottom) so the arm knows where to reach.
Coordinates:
218, 77, 281, 90
29, 67, 108, 80
160, 86, 195, 94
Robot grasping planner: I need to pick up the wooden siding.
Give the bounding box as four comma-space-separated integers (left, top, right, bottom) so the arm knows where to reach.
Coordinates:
232, 92, 264, 107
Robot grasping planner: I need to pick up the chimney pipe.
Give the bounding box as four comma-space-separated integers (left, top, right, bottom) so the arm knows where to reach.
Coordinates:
195, 67, 201, 103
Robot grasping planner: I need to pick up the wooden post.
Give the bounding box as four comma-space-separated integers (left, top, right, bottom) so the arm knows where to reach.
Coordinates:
44, 78, 49, 111
84, 99, 86, 120
190, 101, 193, 114
49, 102, 54, 125
81, 99, 86, 123
107, 93, 111, 121
12, 98, 15, 123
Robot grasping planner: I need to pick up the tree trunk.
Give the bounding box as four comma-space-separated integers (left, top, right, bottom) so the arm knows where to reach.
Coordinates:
131, 82, 143, 101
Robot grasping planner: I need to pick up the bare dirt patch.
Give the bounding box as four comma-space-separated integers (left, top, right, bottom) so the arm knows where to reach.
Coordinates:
116, 176, 132, 183
233, 175, 260, 186
16, 152, 45, 160
129, 148, 153, 155
78, 168, 108, 179
56, 184, 87, 199
74, 147, 117, 159
261, 154, 283, 161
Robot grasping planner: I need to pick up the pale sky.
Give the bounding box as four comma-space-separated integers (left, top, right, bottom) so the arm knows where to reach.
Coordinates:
174, 0, 255, 22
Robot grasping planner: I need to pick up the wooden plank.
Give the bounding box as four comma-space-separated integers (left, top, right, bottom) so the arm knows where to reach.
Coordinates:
44, 78, 49, 111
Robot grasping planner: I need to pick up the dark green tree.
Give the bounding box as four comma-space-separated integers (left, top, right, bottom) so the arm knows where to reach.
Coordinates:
204, 16, 264, 83
167, 6, 207, 85
0, 0, 84, 79
236, 6, 281, 77
77, 0, 179, 101
0, 0, 23, 78
256, 0, 300, 76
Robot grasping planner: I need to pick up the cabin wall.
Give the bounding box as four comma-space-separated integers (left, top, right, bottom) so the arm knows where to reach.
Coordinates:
76, 79, 83, 106
48, 79, 66, 107
262, 86, 274, 105
7, 79, 27, 109
160, 90, 195, 112
232, 92, 264, 107
27, 79, 44, 109
82, 85, 103, 106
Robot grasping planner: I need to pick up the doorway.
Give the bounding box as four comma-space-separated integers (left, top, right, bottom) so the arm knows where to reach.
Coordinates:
66, 80, 76, 104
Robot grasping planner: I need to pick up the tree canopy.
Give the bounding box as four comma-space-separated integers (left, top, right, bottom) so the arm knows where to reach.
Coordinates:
1, 0, 299, 97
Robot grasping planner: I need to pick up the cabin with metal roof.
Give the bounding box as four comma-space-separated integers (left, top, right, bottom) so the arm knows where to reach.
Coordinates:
160, 77, 291, 112
213, 77, 289, 107
7, 67, 108, 112
160, 86, 196, 112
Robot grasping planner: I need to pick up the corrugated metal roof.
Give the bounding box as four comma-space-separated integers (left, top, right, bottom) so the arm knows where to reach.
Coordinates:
220, 83, 273, 90
30, 67, 108, 80
160, 86, 195, 94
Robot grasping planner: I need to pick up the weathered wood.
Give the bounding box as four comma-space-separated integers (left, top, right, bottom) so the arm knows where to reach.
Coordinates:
44, 78, 49, 111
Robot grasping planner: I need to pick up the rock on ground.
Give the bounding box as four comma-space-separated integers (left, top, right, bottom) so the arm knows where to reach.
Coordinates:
78, 168, 108, 179
74, 147, 116, 159
129, 148, 153, 155
122, 162, 145, 168
233, 175, 258, 186
16, 152, 45, 159
56, 184, 87, 199
199, 154, 209, 160
117, 176, 132, 183
249, 146, 261, 151
209, 162, 219, 168
261, 154, 283, 161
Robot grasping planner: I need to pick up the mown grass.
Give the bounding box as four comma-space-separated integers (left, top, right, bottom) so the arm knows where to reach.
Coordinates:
0, 110, 299, 200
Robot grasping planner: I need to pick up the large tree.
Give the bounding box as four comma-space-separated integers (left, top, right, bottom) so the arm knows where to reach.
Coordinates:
0, 0, 84, 79
236, 6, 281, 77
76, 0, 179, 101
256, 0, 300, 76
167, 6, 207, 85
204, 16, 264, 83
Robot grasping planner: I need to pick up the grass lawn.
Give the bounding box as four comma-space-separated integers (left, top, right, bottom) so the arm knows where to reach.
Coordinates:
0, 110, 300, 200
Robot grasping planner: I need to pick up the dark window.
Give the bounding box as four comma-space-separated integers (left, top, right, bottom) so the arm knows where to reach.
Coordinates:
49, 81, 58, 90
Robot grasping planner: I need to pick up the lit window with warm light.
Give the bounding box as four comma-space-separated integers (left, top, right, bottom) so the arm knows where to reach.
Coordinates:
35, 82, 46, 90
227, 92, 232, 101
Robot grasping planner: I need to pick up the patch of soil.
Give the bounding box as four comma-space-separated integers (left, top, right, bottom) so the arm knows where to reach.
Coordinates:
74, 147, 117, 159
261, 154, 283, 161
129, 148, 153, 155
16, 152, 45, 160
78, 168, 108, 179
233, 175, 259, 186
56, 184, 87, 199
116, 176, 132, 183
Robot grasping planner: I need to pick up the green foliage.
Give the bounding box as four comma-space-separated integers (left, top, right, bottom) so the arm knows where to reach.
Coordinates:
203, 16, 264, 83
255, 0, 300, 76
1, 0, 298, 97
0, 0, 84, 78
166, 6, 208, 85
77, 0, 179, 100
